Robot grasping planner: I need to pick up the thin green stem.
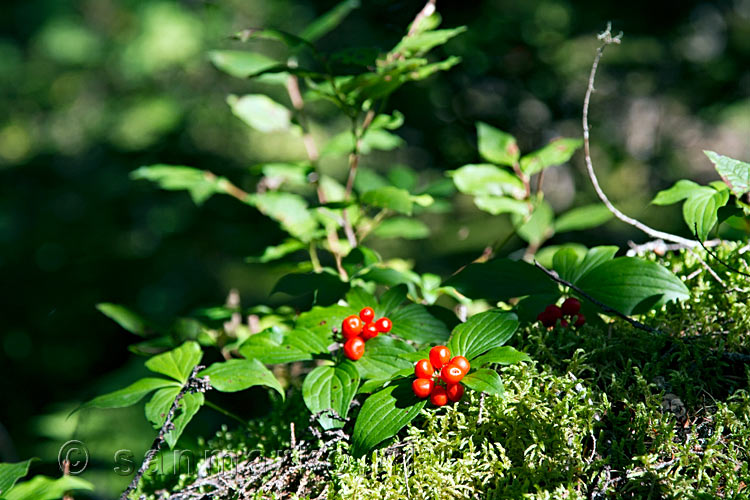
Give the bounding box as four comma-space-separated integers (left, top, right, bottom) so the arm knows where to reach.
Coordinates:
204, 400, 248, 428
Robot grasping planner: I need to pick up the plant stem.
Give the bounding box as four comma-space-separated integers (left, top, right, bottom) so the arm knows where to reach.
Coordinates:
309, 241, 322, 273
204, 400, 249, 428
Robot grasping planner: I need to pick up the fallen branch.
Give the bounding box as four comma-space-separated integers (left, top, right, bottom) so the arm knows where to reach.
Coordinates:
533, 260, 663, 335
582, 24, 699, 249
120, 366, 211, 500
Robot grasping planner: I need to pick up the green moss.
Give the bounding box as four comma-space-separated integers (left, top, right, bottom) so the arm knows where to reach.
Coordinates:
142, 244, 750, 499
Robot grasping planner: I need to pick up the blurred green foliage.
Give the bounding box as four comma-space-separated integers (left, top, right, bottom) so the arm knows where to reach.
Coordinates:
2, 0, 750, 496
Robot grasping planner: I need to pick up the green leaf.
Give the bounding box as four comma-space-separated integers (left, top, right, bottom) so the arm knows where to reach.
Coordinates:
445, 258, 557, 302
144, 388, 204, 448
131, 165, 231, 205
552, 247, 582, 283
554, 204, 613, 233
323, 128, 405, 157
569, 245, 619, 283
373, 217, 430, 239
200, 358, 284, 398
512, 200, 554, 245
208, 50, 278, 78
302, 361, 359, 429
252, 191, 318, 241
520, 138, 582, 176
393, 26, 467, 57
387, 165, 418, 191
389, 304, 451, 344
239, 330, 312, 364
300, 0, 360, 43
377, 285, 408, 317
705, 150, 750, 197
345, 287, 377, 312
450, 164, 525, 198
474, 196, 530, 216
652, 180, 729, 240
232, 28, 313, 51
355, 335, 415, 380
470, 346, 531, 367
683, 188, 729, 240
0, 459, 35, 496
80, 377, 178, 410
96, 303, 149, 337
272, 271, 349, 306
4, 475, 93, 500
227, 94, 291, 133
461, 368, 504, 397
246, 239, 305, 264
361, 186, 413, 215
447, 310, 519, 360
476, 122, 519, 166
576, 257, 690, 315
145, 341, 203, 384
652, 179, 702, 205
351, 379, 427, 457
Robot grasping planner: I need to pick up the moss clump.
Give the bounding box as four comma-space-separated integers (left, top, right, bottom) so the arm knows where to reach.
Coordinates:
142, 244, 750, 499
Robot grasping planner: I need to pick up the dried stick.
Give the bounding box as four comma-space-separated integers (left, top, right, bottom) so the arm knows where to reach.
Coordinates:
120, 366, 210, 500
582, 24, 699, 249
533, 260, 663, 335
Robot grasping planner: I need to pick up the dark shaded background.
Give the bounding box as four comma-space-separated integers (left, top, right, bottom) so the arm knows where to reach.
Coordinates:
1, 0, 749, 495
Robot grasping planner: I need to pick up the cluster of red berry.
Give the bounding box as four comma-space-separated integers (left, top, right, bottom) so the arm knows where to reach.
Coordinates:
341, 307, 392, 360
411, 345, 470, 406
536, 297, 585, 328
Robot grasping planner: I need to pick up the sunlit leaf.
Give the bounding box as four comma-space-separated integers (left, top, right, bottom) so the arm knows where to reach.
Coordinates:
520, 138, 582, 176
373, 217, 430, 239
80, 377, 178, 411
200, 358, 284, 398
302, 361, 360, 429
300, 0, 360, 42
462, 368, 504, 397
0, 459, 35, 496
351, 379, 426, 457
208, 50, 278, 78
227, 94, 291, 133
471, 346, 531, 367
131, 165, 231, 205
361, 186, 413, 215
447, 310, 519, 360
96, 303, 149, 337
450, 164, 525, 198
476, 122, 519, 166
145, 341, 203, 384
4, 475, 93, 500
705, 150, 750, 197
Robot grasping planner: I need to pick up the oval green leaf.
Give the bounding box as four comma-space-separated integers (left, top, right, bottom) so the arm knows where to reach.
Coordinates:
447, 310, 519, 360
302, 361, 360, 429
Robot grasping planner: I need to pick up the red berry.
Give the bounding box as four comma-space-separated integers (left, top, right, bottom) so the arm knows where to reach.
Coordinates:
538, 310, 555, 328
446, 383, 464, 402
361, 322, 379, 340
574, 314, 586, 327
375, 317, 392, 333
561, 298, 581, 316
544, 304, 563, 322
343, 337, 365, 360
560, 319, 569, 328
359, 306, 375, 323
429, 385, 448, 406
412, 378, 433, 399
450, 356, 471, 375
342, 315, 364, 339
429, 345, 451, 370
441, 363, 464, 385
414, 359, 434, 379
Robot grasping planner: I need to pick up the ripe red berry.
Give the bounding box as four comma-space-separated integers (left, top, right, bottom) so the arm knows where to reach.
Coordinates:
544, 304, 563, 322
412, 378, 433, 399
359, 306, 375, 324
560, 319, 569, 328
538, 310, 555, 328
375, 317, 392, 333
361, 322, 379, 340
342, 315, 364, 339
561, 298, 581, 316
343, 337, 365, 360
446, 383, 464, 402
414, 359, 434, 379
441, 363, 464, 385
574, 314, 586, 327
450, 356, 471, 375
429, 345, 451, 370
429, 385, 448, 406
